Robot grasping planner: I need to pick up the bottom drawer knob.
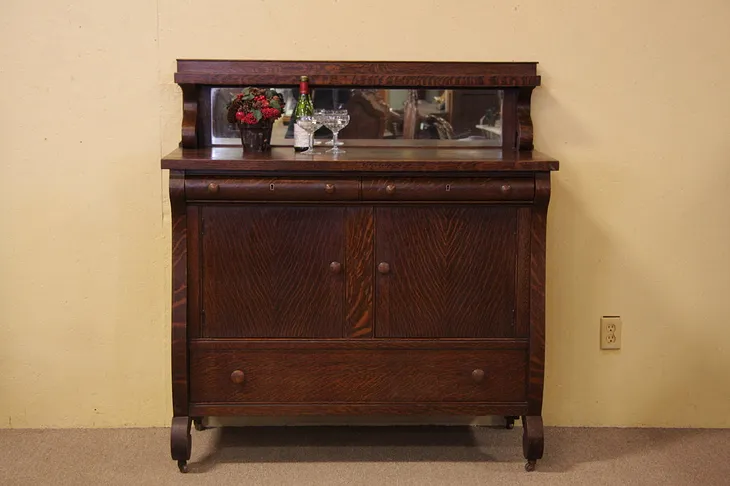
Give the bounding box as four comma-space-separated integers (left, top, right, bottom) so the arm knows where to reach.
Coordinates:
471, 369, 485, 382
230, 370, 245, 384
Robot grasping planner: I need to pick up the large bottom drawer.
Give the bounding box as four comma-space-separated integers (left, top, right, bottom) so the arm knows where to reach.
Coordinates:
189, 344, 527, 404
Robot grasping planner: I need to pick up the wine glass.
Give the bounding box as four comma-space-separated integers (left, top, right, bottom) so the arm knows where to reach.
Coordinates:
319, 109, 344, 146
295, 116, 323, 154
313, 109, 329, 147
323, 110, 350, 154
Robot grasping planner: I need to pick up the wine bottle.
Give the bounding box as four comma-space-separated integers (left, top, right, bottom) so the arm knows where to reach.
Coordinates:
293, 75, 314, 152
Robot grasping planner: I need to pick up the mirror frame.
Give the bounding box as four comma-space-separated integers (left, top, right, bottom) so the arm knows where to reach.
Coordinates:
174, 60, 541, 151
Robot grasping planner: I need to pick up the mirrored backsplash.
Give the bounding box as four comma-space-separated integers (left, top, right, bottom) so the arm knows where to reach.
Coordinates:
211, 87, 503, 146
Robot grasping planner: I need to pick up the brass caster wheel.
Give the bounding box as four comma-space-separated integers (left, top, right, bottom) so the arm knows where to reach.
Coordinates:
525, 460, 536, 472
178, 460, 188, 473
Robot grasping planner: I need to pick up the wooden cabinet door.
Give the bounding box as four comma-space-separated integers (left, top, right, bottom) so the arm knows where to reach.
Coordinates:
201, 205, 345, 338
375, 206, 518, 338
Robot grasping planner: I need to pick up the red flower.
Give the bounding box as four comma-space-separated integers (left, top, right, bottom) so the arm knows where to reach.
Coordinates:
261, 107, 281, 119
262, 100, 270, 107
235, 111, 245, 121
242, 113, 257, 124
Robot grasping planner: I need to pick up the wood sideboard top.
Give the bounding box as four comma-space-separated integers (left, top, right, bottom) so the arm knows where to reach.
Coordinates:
161, 147, 559, 172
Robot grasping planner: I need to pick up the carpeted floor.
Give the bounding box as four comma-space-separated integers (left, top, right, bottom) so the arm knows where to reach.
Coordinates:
1, 426, 728, 485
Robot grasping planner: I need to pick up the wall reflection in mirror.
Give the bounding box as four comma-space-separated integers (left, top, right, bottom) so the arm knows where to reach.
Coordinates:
211, 87, 503, 146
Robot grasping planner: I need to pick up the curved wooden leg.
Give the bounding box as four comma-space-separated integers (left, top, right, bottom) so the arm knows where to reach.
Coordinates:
504, 416, 518, 429
171, 416, 192, 473
193, 416, 206, 431
522, 415, 543, 472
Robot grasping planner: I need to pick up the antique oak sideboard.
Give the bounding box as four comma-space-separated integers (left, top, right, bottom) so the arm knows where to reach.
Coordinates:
162, 60, 558, 472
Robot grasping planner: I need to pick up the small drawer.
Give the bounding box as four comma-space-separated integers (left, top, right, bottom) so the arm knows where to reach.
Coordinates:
362, 177, 534, 201
186, 178, 360, 201
189, 345, 527, 404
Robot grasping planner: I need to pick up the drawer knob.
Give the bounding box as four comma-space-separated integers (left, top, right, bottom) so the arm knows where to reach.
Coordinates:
501, 183, 512, 193
230, 370, 245, 384
385, 183, 396, 195
378, 262, 391, 274
325, 183, 336, 194
330, 261, 342, 274
471, 369, 485, 382
208, 182, 220, 194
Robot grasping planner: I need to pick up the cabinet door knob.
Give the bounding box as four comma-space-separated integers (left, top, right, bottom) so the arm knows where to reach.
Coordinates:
378, 262, 391, 274
385, 183, 396, 195
208, 182, 220, 193
230, 370, 245, 384
471, 369, 485, 382
325, 183, 336, 194
330, 261, 342, 274
500, 183, 511, 194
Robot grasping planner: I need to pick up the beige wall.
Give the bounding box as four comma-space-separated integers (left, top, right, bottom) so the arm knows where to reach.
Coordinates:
2, 0, 729, 428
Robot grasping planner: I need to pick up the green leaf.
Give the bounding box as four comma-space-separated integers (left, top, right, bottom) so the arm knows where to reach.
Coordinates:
242, 94, 254, 101
253, 109, 262, 122
270, 100, 280, 110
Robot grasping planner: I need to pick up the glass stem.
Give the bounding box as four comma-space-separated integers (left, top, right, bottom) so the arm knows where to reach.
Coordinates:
332, 132, 339, 151
309, 133, 314, 152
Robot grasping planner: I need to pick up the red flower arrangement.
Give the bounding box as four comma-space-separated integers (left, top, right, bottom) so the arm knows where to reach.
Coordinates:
226, 87, 285, 126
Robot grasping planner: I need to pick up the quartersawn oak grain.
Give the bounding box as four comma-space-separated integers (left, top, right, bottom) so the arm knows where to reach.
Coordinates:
169, 171, 188, 417
528, 173, 550, 415
515, 208, 532, 337
189, 346, 527, 403
362, 177, 534, 201
186, 206, 202, 339
346, 207, 374, 338
376, 206, 517, 338
186, 177, 360, 201
200, 205, 346, 338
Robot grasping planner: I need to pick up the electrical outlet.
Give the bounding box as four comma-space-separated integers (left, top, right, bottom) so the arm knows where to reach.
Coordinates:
600, 316, 622, 350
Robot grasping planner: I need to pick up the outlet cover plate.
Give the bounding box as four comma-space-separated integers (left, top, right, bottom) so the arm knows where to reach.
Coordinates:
601, 316, 622, 350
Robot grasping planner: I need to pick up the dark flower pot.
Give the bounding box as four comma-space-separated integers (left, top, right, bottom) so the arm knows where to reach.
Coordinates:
239, 123, 273, 152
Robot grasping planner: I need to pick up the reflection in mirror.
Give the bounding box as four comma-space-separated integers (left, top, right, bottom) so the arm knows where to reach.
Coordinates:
211, 87, 503, 146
